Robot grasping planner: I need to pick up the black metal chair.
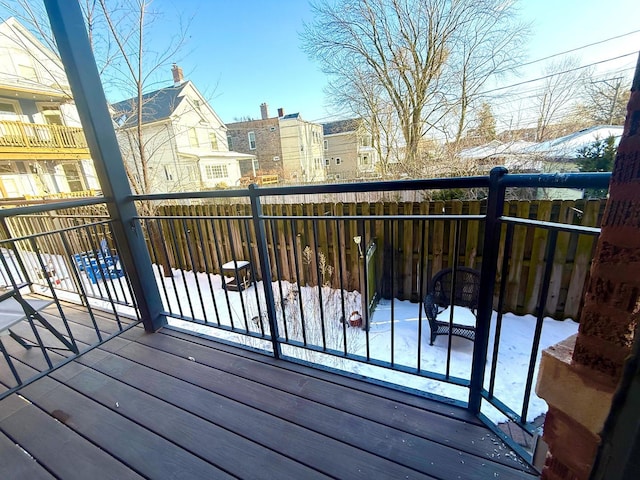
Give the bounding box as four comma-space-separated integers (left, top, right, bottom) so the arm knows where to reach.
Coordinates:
423, 267, 481, 345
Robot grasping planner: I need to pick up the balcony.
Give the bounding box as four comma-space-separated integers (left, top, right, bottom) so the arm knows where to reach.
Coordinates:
0, 166, 608, 479
0, 3, 629, 478
0, 120, 89, 160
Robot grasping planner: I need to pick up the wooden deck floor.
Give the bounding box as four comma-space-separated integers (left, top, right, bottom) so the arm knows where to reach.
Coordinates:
0, 304, 539, 479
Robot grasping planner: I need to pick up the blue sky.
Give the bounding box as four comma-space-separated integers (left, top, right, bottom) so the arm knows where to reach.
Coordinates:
141, 0, 639, 125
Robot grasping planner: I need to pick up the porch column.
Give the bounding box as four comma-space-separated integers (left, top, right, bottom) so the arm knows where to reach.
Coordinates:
536, 54, 640, 479
44, 0, 166, 331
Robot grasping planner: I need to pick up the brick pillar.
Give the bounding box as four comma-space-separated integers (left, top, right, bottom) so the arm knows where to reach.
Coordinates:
536, 55, 640, 480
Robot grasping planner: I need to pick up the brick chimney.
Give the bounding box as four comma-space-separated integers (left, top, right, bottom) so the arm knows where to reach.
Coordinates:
171, 63, 184, 86
277, 107, 284, 118
260, 103, 269, 120
536, 54, 640, 480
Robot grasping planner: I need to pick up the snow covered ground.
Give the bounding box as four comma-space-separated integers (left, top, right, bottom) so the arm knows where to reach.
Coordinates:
162, 268, 579, 425
5, 247, 578, 426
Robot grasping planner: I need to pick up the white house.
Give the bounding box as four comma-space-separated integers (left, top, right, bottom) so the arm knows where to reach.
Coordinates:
111, 65, 254, 193
0, 17, 98, 198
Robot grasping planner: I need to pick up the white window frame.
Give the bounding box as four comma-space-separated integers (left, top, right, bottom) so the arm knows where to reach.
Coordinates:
0, 99, 21, 115
188, 128, 199, 147
209, 132, 219, 150
324, 158, 329, 166
335, 157, 341, 165
205, 164, 228, 180
273, 156, 280, 162
248, 131, 256, 150
323, 139, 328, 150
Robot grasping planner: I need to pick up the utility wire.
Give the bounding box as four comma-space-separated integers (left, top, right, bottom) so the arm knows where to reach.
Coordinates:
482, 51, 638, 95
494, 28, 640, 74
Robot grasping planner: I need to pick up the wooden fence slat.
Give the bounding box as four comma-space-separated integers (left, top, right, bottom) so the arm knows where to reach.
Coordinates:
545, 201, 574, 317
505, 201, 530, 312
525, 201, 553, 313
432, 201, 445, 275
465, 201, 481, 269
402, 201, 414, 300
564, 200, 600, 318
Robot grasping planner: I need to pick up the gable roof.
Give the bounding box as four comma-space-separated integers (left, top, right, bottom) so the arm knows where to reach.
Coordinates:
323, 118, 360, 135
111, 82, 189, 127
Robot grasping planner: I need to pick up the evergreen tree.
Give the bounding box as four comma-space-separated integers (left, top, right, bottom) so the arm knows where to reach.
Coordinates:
576, 135, 616, 198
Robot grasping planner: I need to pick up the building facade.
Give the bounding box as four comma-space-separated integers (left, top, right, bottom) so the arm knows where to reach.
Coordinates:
226, 104, 326, 183
322, 118, 378, 181
111, 65, 254, 193
0, 17, 98, 199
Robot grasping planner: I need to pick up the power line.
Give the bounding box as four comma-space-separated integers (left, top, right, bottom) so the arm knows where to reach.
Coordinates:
495, 28, 640, 74
482, 51, 638, 95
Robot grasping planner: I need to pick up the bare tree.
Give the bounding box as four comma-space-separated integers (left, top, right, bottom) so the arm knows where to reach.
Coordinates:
3, 0, 193, 275
447, 2, 528, 147
576, 74, 631, 125
302, 0, 528, 173
534, 57, 588, 141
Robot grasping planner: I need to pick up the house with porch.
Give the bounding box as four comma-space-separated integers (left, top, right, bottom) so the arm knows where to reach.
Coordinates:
0, 17, 98, 198
111, 65, 255, 192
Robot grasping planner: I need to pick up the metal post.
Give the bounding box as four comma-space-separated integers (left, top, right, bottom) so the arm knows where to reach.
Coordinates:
248, 184, 281, 358
44, 0, 166, 331
469, 166, 508, 413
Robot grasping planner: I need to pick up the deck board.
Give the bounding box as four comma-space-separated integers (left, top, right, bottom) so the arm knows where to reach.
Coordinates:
0, 430, 56, 480
0, 306, 539, 479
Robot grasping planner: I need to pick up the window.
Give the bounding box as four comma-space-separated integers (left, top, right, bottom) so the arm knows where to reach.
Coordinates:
209, 133, 219, 150
205, 164, 228, 179
323, 139, 328, 150
325, 158, 329, 166
38, 104, 63, 125
0, 100, 19, 114
164, 166, 173, 181
62, 164, 85, 192
273, 156, 280, 162
361, 155, 369, 165
188, 128, 198, 147
335, 174, 341, 179
248, 131, 256, 150
335, 157, 341, 165
360, 135, 372, 147
227, 134, 233, 149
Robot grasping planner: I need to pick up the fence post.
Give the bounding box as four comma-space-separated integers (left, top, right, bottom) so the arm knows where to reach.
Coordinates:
249, 184, 281, 359
469, 166, 508, 414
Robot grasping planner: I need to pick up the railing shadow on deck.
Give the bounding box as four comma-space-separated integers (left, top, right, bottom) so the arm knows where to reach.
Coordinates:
0, 169, 610, 467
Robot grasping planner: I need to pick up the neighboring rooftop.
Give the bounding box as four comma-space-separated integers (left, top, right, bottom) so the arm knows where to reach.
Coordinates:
111, 82, 189, 128
322, 118, 360, 135
521, 125, 623, 159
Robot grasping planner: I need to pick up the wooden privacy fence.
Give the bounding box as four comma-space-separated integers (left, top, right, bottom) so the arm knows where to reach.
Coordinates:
3, 199, 605, 320
153, 198, 604, 320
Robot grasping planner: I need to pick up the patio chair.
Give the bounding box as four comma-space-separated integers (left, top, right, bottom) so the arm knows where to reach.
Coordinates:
423, 267, 481, 345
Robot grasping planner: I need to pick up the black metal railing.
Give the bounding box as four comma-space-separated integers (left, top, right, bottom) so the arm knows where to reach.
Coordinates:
0, 169, 610, 464
131, 169, 609, 462
0, 199, 140, 398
